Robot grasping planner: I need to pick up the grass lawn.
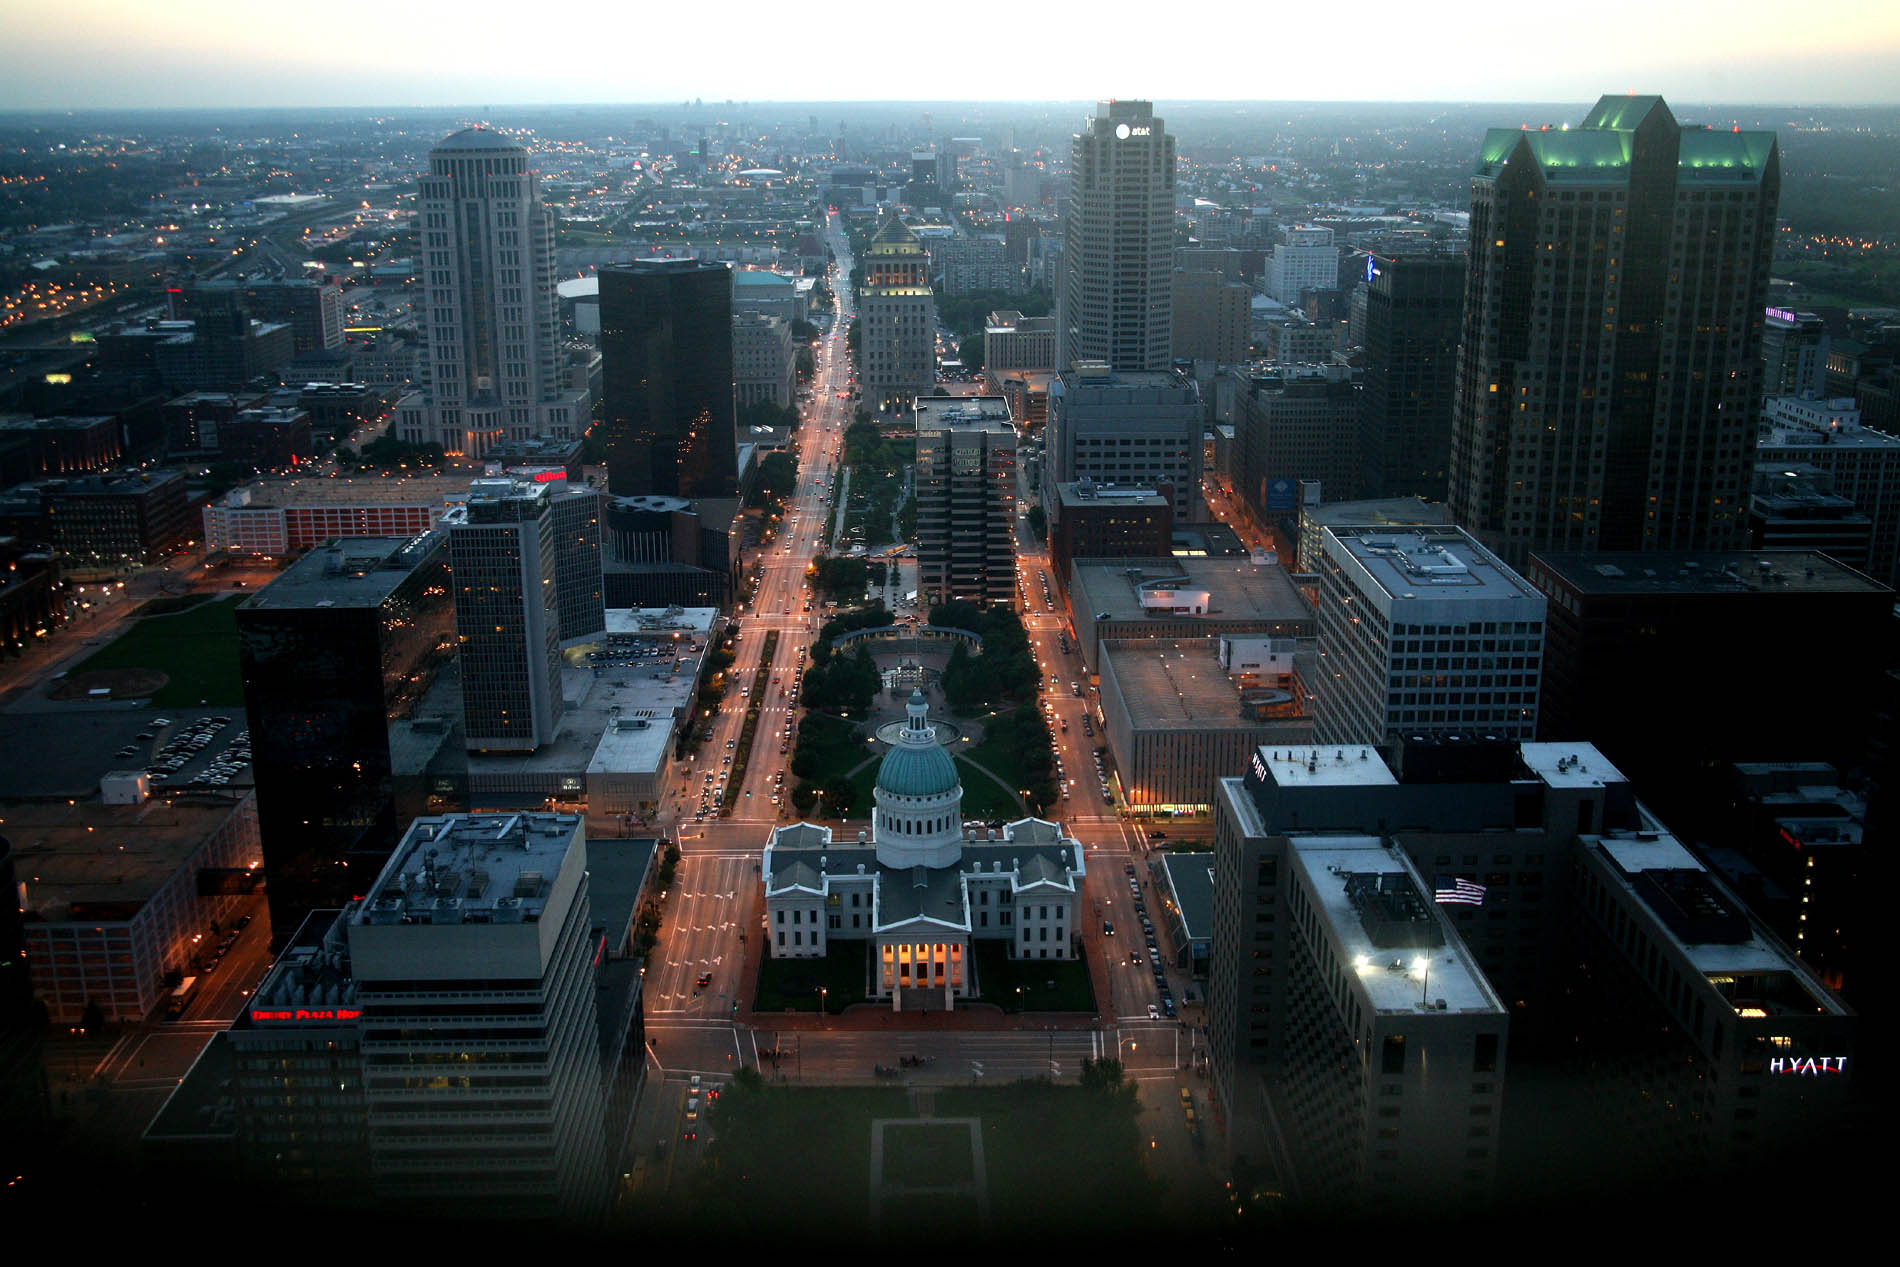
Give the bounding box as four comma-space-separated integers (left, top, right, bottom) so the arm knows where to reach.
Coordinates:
754, 941, 868, 1013
936, 1081, 1154, 1234
970, 938, 1096, 1013
72, 594, 244, 707
882, 1121, 975, 1186
644, 1077, 1151, 1243
953, 757, 1022, 820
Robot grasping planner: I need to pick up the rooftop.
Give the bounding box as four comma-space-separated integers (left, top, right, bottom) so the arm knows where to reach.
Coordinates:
1289, 835, 1503, 1015
914, 395, 1015, 434
354, 812, 583, 925
1253, 744, 1397, 789
6, 793, 257, 919
1528, 549, 1889, 597
1056, 481, 1169, 510
1102, 638, 1275, 730
1518, 742, 1627, 790
1155, 851, 1214, 940
220, 474, 470, 509
1328, 528, 1542, 603
239, 532, 443, 612
1071, 557, 1311, 627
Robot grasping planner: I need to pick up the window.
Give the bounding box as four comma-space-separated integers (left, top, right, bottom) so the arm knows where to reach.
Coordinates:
1475, 1033, 1499, 1074
1382, 1035, 1406, 1075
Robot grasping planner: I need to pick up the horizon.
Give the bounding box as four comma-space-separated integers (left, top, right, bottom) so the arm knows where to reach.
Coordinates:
3, 0, 1899, 111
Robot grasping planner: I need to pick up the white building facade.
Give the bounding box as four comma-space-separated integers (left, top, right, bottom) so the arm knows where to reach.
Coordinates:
762, 692, 1085, 1009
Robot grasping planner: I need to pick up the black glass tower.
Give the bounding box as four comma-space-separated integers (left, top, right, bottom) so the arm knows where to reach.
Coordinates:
599, 260, 737, 499
1356, 251, 1466, 502
237, 534, 455, 940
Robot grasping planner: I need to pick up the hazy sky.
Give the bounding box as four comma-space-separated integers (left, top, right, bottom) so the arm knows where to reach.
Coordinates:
2, 0, 1898, 110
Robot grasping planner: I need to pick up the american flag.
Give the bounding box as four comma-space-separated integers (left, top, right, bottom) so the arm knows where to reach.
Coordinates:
1434, 875, 1486, 906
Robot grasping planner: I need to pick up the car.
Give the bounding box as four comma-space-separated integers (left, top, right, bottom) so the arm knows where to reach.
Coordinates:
1147, 1004, 1161, 1019
1163, 1000, 1178, 1018
690, 1074, 701, 1092
1124, 864, 1136, 876
696, 971, 713, 989
1102, 920, 1114, 936
1148, 830, 1166, 840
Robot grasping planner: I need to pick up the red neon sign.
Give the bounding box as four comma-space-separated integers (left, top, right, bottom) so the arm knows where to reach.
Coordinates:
250, 1007, 362, 1023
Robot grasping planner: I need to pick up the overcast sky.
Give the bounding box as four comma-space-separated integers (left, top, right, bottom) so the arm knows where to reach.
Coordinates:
3, 0, 1897, 111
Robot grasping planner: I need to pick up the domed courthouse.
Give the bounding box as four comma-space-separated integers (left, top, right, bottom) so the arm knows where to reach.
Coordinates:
762, 691, 1086, 1009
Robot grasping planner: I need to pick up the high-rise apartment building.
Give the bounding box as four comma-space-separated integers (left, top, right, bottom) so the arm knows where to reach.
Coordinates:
1356, 252, 1466, 502
599, 258, 738, 499
1311, 525, 1545, 746
1230, 363, 1362, 519
1448, 96, 1780, 564
914, 396, 1017, 604
1761, 307, 1829, 399
238, 533, 455, 940
1267, 226, 1339, 305
859, 216, 937, 414
1044, 362, 1202, 523
1058, 101, 1176, 372
395, 128, 587, 458
448, 479, 566, 753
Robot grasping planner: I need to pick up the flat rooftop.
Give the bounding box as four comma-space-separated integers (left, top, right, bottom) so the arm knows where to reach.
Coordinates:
1071, 557, 1312, 626
1290, 835, 1502, 1015
1056, 482, 1168, 510
238, 532, 442, 611
1518, 742, 1627, 790
1257, 744, 1398, 789
914, 396, 1015, 434
0, 708, 249, 801
223, 474, 470, 509
1327, 529, 1542, 602
1102, 638, 1262, 730
603, 606, 718, 636
6, 794, 256, 918
1528, 550, 1889, 597
1587, 831, 1847, 1009
1301, 496, 1454, 532
354, 812, 584, 923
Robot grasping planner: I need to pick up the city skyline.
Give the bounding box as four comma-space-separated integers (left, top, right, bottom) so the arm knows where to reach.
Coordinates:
2, 1, 1900, 110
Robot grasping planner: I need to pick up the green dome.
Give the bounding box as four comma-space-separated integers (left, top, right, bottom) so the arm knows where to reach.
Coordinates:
876, 738, 960, 798
876, 689, 961, 798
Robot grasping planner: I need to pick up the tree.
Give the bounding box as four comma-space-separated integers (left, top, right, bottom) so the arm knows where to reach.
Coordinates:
822, 774, 857, 816
1080, 1056, 1125, 1092
791, 782, 819, 814
1026, 505, 1047, 542
795, 346, 816, 379
958, 333, 985, 372
750, 452, 798, 507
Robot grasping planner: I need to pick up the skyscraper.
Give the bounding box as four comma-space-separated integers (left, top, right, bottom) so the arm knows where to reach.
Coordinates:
1267, 225, 1340, 306
237, 533, 455, 940
859, 216, 937, 414
448, 479, 566, 753
1059, 100, 1175, 372
914, 396, 1017, 604
1356, 251, 1466, 502
395, 128, 587, 458
1448, 96, 1779, 564
599, 259, 738, 499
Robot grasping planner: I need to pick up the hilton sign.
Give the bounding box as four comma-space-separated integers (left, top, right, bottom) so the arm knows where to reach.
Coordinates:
1767, 1055, 1846, 1077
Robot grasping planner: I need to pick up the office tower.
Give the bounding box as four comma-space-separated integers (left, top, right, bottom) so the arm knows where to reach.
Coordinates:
1209, 738, 1855, 1207
914, 396, 1017, 604
732, 311, 796, 409
1449, 96, 1780, 564
1230, 364, 1361, 519
396, 128, 586, 458
1761, 307, 1829, 399
1059, 100, 1176, 372
202, 812, 639, 1220
1047, 481, 1173, 584
1267, 226, 1339, 305
1311, 525, 1545, 746
859, 216, 937, 414
237, 277, 346, 354
549, 484, 604, 642
983, 309, 1057, 379
599, 258, 737, 498
1356, 252, 1466, 502
1171, 269, 1250, 364
1043, 361, 1202, 522
449, 479, 565, 753
1524, 549, 1889, 807
238, 533, 454, 939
